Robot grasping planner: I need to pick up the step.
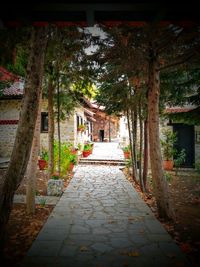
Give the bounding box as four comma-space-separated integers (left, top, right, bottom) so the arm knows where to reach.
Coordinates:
79, 159, 126, 166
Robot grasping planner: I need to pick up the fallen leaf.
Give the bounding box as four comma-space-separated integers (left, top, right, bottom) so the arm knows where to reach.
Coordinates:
180, 243, 192, 253
80, 246, 89, 252
128, 251, 140, 257
166, 253, 176, 258
108, 220, 115, 224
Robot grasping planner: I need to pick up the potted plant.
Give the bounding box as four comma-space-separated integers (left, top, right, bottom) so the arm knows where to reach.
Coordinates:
161, 129, 177, 171
82, 143, 92, 157
68, 154, 77, 172
77, 124, 86, 132
122, 146, 130, 159
70, 147, 78, 155
38, 149, 48, 170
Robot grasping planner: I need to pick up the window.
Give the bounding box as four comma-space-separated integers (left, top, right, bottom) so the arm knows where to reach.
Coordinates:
41, 112, 48, 132
76, 115, 83, 127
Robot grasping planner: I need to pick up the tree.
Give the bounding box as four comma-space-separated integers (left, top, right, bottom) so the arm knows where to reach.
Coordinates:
26, 93, 42, 214
0, 27, 48, 254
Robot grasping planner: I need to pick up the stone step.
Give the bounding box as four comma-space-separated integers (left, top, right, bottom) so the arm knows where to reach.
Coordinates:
79, 159, 126, 166
0, 158, 9, 169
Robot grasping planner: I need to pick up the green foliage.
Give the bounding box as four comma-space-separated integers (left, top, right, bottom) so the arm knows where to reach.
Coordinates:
40, 149, 49, 161
83, 144, 92, 151
122, 145, 130, 152
125, 158, 132, 168
161, 129, 177, 160
53, 141, 77, 176
164, 172, 173, 183
77, 124, 86, 131
39, 197, 46, 207
0, 80, 12, 96
51, 173, 60, 180
69, 154, 77, 165
164, 107, 200, 126
174, 149, 186, 168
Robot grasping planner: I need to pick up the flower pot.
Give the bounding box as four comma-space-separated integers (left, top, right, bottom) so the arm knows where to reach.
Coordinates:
123, 151, 130, 159
68, 163, 74, 172
38, 159, 47, 170
83, 150, 91, 157
163, 160, 173, 171
71, 149, 77, 155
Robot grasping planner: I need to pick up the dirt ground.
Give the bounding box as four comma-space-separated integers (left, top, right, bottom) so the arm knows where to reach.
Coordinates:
124, 169, 200, 267
1, 168, 200, 267
0, 169, 73, 267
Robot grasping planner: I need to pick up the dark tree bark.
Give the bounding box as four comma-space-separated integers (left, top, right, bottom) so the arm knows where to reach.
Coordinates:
143, 118, 149, 191
48, 78, 55, 179
57, 75, 61, 175
138, 99, 144, 192
26, 93, 42, 214
0, 27, 48, 254
148, 43, 174, 219
127, 109, 137, 181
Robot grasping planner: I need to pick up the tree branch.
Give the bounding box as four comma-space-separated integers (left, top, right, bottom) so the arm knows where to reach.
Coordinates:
157, 53, 194, 72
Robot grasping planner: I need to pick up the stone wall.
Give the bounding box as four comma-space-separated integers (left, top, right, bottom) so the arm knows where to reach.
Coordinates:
0, 99, 21, 157
40, 106, 86, 150
93, 111, 119, 142
195, 126, 200, 162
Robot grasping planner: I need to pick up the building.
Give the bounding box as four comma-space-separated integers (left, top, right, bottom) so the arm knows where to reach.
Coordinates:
0, 68, 95, 157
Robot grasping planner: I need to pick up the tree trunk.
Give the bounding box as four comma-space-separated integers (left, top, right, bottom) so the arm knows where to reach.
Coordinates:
131, 108, 138, 180
57, 76, 61, 175
138, 100, 144, 192
148, 45, 174, 219
48, 78, 55, 179
143, 118, 149, 191
26, 93, 42, 214
127, 109, 137, 181
0, 27, 48, 254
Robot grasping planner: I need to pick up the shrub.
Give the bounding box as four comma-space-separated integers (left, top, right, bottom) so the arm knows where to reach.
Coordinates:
161, 129, 177, 160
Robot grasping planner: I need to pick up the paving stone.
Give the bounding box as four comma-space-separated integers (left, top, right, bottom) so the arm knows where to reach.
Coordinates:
71, 225, 91, 234
91, 243, 113, 253
27, 240, 63, 257
59, 244, 79, 257
109, 237, 133, 248
37, 227, 70, 241
21, 143, 189, 267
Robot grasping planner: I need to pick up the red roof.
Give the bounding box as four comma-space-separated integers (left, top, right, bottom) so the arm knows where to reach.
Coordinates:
0, 67, 24, 96
3, 80, 24, 96
165, 107, 195, 114
0, 66, 19, 82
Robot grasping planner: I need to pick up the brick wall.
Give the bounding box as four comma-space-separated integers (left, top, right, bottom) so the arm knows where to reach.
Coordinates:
0, 100, 21, 157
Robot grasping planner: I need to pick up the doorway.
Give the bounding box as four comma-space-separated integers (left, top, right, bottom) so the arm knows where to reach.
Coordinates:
173, 124, 195, 167
99, 130, 104, 142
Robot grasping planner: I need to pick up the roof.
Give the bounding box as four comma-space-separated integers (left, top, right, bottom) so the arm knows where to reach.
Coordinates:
165, 107, 196, 114
0, 67, 19, 82
0, 67, 24, 98
84, 107, 95, 117
1, 2, 199, 24
2, 80, 24, 97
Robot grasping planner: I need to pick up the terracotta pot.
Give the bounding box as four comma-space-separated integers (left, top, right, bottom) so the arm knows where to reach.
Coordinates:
68, 163, 74, 172
123, 151, 130, 159
83, 150, 91, 157
163, 160, 173, 171
71, 150, 77, 155
38, 159, 47, 170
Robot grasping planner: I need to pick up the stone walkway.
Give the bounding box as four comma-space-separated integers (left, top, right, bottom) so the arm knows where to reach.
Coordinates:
86, 142, 124, 161
21, 164, 190, 267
